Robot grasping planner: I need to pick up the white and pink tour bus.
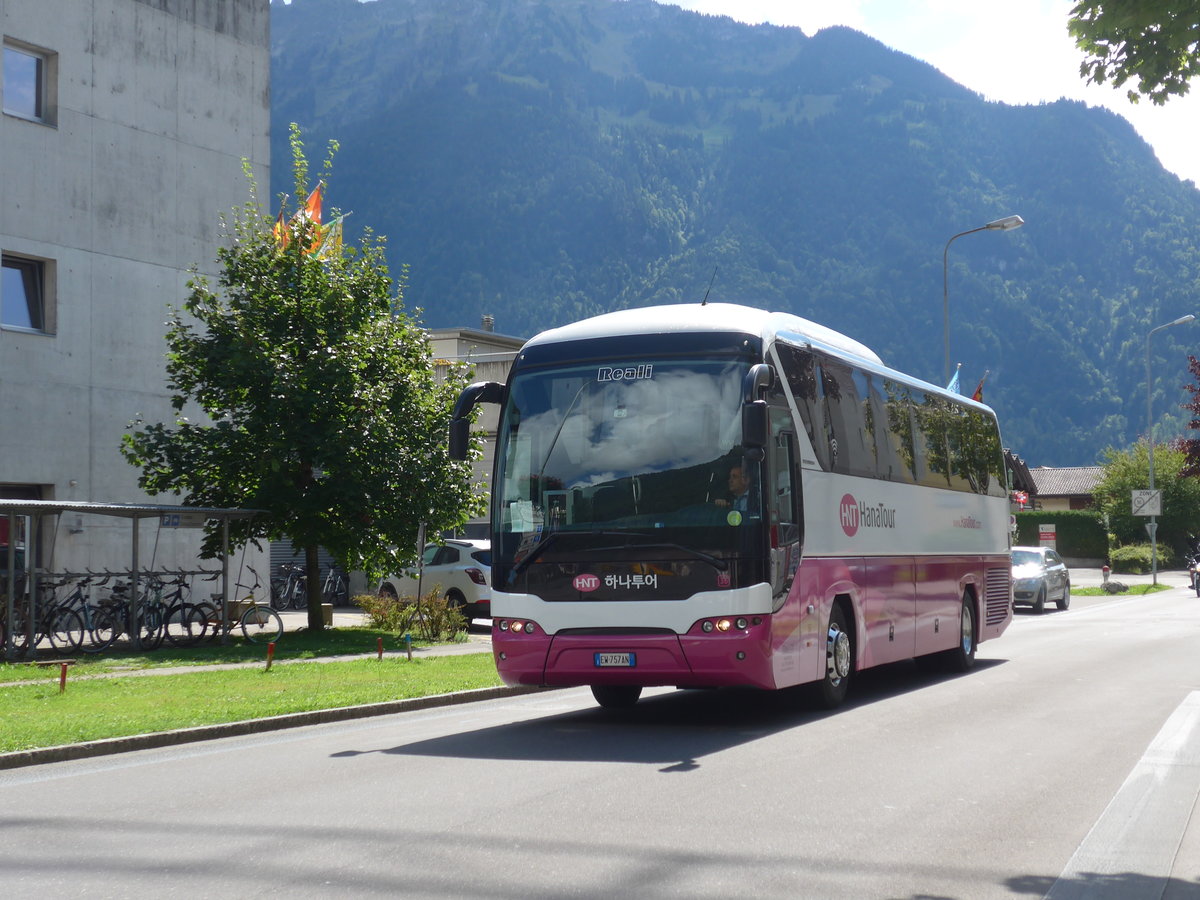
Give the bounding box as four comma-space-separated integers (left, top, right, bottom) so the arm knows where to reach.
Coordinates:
449, 303, 1013, 709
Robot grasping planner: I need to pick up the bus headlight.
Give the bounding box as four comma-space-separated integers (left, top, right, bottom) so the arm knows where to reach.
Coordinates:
498, 619, 538, 635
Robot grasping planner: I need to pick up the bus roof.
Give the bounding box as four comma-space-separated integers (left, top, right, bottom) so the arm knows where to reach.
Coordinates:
523, 303, 883, 365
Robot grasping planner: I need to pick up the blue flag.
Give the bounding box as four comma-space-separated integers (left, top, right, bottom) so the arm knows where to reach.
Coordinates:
947, 363, 961, 394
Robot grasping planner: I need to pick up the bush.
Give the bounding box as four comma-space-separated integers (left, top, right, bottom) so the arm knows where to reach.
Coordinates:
353, 591, 468, 641
1108, 543, 1176, 574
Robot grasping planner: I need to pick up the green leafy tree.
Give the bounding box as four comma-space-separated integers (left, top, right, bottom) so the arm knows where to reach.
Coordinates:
1091, 440, 1200, 553
1069, 1, 1200, 103
122, 125, 486, 629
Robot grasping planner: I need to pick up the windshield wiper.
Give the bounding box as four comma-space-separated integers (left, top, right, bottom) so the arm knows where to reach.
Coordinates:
590, 539, 729, 572
510, 531, 729, 577
509, 530, 681, 576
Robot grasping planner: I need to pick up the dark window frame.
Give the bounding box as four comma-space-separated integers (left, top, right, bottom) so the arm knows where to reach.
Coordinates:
1, 253, 52, 333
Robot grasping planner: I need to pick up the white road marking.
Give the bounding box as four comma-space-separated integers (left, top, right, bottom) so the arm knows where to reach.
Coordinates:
1047, 690, 1200, 899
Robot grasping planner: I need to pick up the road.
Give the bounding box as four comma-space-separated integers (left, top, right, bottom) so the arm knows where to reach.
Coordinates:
2, 588, 1198, 899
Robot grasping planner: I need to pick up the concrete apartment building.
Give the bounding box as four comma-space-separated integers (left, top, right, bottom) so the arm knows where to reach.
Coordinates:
1, 0, 270, 573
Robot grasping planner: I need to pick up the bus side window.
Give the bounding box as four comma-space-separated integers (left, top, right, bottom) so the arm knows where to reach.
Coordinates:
777, 344, 831, 471
873, 377, 918, 485
821, 360, 875, 478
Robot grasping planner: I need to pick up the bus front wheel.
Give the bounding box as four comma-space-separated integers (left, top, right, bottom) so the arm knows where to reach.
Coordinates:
815, 605, 853, 709
591, 684, 642, 709
944, 595, 977, 673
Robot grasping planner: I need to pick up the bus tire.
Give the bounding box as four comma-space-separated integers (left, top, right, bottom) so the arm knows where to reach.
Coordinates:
944, 595, 977, 673
591, 684, 641, 709
815, 604, 852, 709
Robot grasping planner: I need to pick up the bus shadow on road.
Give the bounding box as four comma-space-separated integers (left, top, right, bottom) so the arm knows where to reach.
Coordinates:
331, 657, 1005, 771
1006, 870, 1200, 898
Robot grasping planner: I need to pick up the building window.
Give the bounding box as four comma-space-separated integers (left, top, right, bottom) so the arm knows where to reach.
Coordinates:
3, 39, 55, 124
2, 253, 52, 332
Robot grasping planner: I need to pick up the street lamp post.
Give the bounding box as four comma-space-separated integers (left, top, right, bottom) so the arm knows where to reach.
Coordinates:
1146, 314, 1196, 585
942, 215, 1024, 386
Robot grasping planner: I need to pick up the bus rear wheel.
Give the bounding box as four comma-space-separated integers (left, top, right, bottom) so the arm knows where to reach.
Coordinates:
815, 605, 852, 709
591, 684, 642, 709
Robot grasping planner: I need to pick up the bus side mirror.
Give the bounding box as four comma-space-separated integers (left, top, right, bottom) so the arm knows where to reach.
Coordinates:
740, 363, 773, 461
449, 418, 470, 461
742, 400, 768, 458
447, 380, 505, 461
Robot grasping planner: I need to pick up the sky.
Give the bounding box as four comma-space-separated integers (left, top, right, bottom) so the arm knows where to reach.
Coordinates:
660, 0, 1200, 187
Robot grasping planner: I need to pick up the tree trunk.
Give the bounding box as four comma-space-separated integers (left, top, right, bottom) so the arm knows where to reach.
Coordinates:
305, 544, 325, 630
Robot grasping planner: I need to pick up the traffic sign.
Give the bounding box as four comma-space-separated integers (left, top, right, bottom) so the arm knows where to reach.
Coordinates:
1132, 489, 1161, 516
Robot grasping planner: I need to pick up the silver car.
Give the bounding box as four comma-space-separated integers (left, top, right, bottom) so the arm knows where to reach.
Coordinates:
1011, 546, 1070, 614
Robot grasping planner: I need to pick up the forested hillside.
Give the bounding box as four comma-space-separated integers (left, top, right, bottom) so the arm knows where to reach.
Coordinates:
269, 0, 1200, 466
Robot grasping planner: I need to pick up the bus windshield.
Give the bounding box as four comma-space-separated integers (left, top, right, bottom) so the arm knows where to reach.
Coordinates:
493, 356, 762, 572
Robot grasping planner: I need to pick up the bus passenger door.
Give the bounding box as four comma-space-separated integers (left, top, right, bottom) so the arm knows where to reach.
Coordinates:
767, 428, 801, 606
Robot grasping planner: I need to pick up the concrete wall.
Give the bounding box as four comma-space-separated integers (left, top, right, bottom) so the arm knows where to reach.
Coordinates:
1, 0, 269, 573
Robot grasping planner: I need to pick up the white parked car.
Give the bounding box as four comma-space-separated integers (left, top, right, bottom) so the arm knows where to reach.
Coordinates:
377, 539, 491, 625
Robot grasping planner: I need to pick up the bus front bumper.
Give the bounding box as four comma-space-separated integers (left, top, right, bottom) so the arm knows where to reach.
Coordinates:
492, 624, 777, 690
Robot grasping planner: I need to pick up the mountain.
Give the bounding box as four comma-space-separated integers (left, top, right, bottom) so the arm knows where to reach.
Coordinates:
269, 0, 1200, 467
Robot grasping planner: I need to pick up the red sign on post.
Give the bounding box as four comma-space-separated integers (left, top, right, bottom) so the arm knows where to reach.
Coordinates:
1038, 524, 1057, 550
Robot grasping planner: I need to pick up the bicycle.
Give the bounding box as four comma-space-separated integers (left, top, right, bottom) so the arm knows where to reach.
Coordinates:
271, 562, 307, 611
46, 572, 112, 655
321, 566, 348, 606
90, 575, 166, 652
156, 571, 220, 647
193, 566, 283, 644
3, 576, 85, 656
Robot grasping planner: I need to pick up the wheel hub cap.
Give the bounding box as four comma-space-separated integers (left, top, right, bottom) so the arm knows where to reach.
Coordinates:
827, 624, 851, 681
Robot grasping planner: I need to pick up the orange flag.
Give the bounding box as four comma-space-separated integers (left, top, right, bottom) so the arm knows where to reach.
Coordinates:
301, 183, 323, 227
272, 202, 289, 250
273, 183, 327, 255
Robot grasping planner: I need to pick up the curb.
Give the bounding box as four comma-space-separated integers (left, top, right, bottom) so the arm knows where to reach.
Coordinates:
0, 683, 547, 771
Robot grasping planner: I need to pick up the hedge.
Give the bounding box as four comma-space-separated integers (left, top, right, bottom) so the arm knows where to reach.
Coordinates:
1014, 509, 1107, 560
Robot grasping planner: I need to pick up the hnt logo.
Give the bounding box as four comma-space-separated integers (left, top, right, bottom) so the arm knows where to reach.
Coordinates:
839, 493, 896, 537
573, 574, 601, 592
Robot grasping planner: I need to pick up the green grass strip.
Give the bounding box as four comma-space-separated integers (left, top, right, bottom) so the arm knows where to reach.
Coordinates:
0, 653, 502, 754
0, 626, 454, 684
1071, 583, 1172, 597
